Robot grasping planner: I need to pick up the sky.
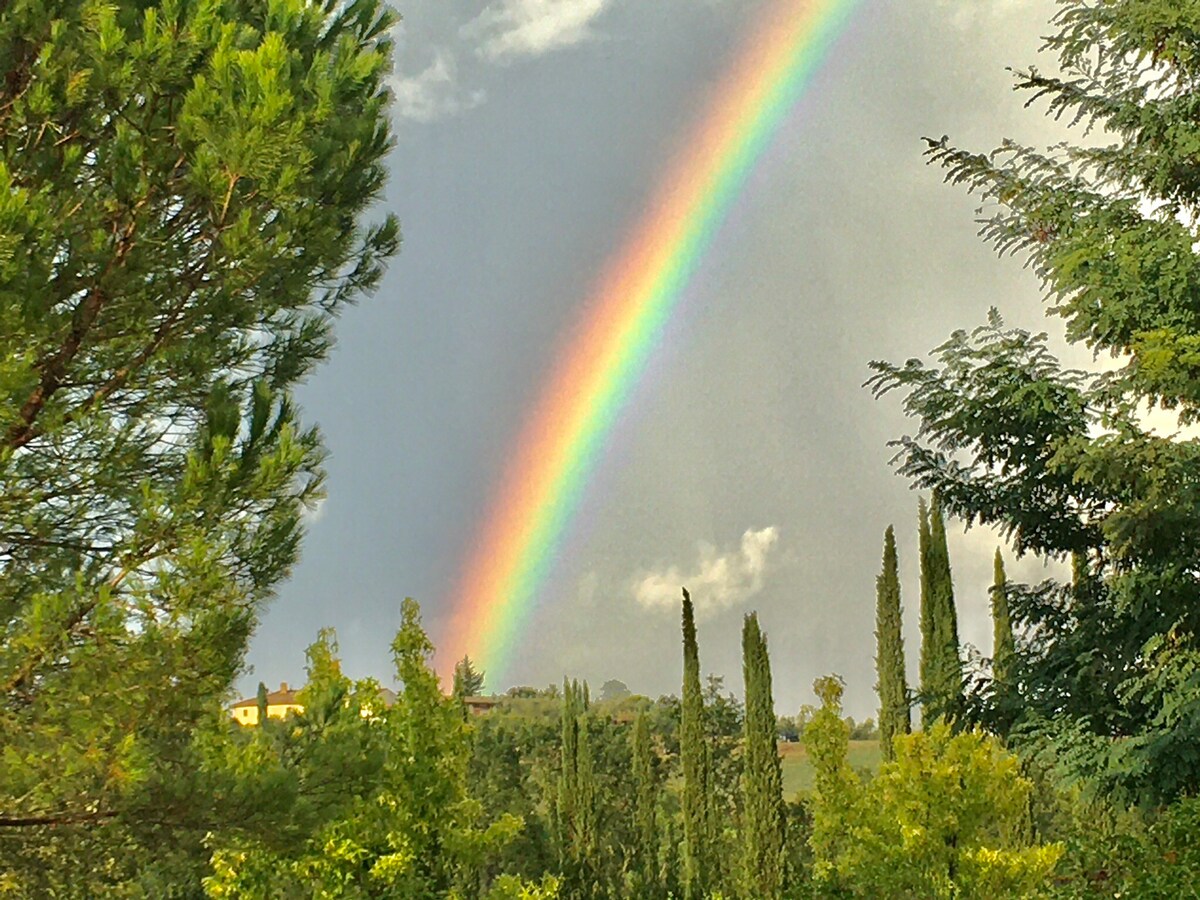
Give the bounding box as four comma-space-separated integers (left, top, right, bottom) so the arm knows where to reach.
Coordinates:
244, 0, 1079, 719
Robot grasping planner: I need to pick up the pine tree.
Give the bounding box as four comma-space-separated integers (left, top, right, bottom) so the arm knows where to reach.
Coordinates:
919, 496, 963, 725
991, 549, 1016, 686
680, 588, 709, 899
452, 655, 486, 699
875, 526, 910, 760
632, 712, 659, 891
741, 613, 786, 898
0, 0, 399, 882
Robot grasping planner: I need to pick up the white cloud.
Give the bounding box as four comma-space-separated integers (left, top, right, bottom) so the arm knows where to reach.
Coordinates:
632, 527, 779, 616
389, 50, 485, 122
463, 0, 613, 63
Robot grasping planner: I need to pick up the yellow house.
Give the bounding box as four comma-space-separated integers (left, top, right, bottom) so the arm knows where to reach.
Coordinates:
230, 681, 304, 726
230, 682, 398, 725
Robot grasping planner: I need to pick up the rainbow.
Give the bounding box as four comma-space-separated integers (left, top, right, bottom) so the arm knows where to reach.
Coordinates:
440, 0, 866, 685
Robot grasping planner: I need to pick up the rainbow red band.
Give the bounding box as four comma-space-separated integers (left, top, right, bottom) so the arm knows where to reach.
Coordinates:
440, 0, 866, 686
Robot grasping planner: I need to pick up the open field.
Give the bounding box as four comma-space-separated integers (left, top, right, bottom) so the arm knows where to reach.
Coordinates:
779, 740, 883, 798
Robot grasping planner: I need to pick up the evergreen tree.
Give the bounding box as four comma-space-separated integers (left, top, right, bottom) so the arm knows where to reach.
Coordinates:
741, 613, 786, 899
918, 496, 963, 725
917, 498, 936, 727
453, 655, 487, 699
556, 678, 580, 865
875, 526, 910, 761
631, 712, 659, 891
991, 549, 1015, 686
256, 681, 270, 727
556, 677, 598, 884
0, 0, 398, 883
576, 712, 598, 868
680, 588, 709, 899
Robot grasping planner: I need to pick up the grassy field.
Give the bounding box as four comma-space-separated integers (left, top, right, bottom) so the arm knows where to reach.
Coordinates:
779, 740, 882, 797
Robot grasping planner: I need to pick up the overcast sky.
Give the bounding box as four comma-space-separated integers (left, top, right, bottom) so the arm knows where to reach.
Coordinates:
244, 0, 1078, 718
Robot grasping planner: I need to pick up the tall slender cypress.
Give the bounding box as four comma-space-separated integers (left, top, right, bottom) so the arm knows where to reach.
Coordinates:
919, 496, 964, 725
556, 678, 579, 865
991, 549, 1016, 685
576, 711, 597, 862
557, 678, 597, 875
742, 613, 786, 898
875, 526, 910, 760
255, 681, 269, 727
680, 588, 709, 900
632, 712, 659, 891
917, 498, 936, 727
929, 499, 961, 682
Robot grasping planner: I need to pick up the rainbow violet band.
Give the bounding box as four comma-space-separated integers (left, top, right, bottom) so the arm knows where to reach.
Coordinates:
439, 0, 866, 686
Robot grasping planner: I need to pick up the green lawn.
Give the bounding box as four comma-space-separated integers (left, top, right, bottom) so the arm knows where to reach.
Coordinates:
779, 740, 882, 798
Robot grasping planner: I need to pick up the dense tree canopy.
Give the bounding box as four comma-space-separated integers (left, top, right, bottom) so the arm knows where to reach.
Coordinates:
0, 0, 398, 884
870, 0, 1200, 804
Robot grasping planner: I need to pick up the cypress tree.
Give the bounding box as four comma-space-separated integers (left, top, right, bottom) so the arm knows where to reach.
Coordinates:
632, 712, 659, 890
741, 613, 786, 898
991, 549, 1016, 685
576, 711, 597, 863
557, 678, 579, 864
875, 526, 910, 760
556, 677, 598, 876
919, 496, 964, 725
918, 498, 936, 727
256, 681, 270, 728
680, 588, 709, 899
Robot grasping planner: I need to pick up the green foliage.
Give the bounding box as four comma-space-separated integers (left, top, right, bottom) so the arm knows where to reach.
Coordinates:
991, 549, 1016, 687
806, 675, 1063, 898
869, 0, 1200, 804
485, 874, 562, 900
917, 498, 963, 727
454, 655, 488, 699
630, 712, 661, 895
804, 675, 860, 873
874, 526, 910, 761
466, 695, 561, 885
1043, 795, 1200, 898
679, 588, 710, 899
554, 678, 600, 889
0, 0, 397, 889
202, 600, 523, 899
740, 613, 786, 899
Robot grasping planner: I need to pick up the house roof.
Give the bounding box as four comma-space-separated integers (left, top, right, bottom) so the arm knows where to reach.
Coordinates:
231, 682, 300, 709
231, 683, 399, 709
462, 695, 500, 707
